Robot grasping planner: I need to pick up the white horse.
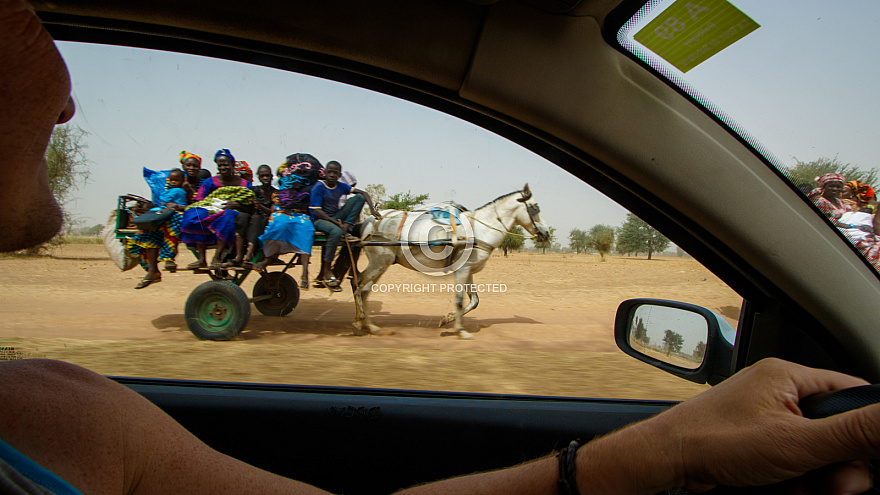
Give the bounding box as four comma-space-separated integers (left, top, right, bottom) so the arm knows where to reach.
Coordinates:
352, 184, 549, 339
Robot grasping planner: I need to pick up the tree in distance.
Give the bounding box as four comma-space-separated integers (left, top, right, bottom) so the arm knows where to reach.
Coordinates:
500, 226, 525, 257
784, 156, 878, 191
382, 191, 430, 211
662, 329, 684, 357
633, 316, 649, 346
25, 124, 90, 254
534, 226, 556, 254
74, 223, 104, 236
568, 228, 588, 254
363, 184, 387, 209
587, 224, 615, 261
616, 214, 670, 260
693, 341, 706, 361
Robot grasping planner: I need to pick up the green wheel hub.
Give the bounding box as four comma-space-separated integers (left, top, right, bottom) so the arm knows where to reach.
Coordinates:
185, 280, 250, 340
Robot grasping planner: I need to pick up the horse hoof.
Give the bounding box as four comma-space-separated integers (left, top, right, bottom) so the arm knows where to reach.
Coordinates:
370, 327, 395, 336
458, 330, 475, 340
352, 321, 368, 336
439, 314, 454, 327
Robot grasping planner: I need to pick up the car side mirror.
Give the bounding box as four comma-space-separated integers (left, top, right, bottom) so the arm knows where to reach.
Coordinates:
614, 299, 736, 385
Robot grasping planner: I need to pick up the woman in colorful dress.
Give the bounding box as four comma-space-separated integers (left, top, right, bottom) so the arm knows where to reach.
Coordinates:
253, 160, 321, 288
180, 149, 254, 269
127, 150, 203, 289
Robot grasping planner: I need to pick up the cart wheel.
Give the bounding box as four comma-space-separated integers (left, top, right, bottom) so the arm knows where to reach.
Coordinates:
185, 280, 250, 340
252, 272, 300, 316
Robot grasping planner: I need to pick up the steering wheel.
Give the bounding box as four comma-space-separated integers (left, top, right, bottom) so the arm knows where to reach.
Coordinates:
798, 384, 880, 419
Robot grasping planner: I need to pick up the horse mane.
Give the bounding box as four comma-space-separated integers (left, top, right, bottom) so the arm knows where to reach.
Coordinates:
475, 191, 520, 211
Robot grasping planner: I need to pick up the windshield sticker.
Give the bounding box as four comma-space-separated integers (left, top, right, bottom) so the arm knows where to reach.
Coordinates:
634, 0, 759, 73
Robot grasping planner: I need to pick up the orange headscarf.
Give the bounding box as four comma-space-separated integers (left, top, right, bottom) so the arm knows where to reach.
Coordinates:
179, 150, 201, 165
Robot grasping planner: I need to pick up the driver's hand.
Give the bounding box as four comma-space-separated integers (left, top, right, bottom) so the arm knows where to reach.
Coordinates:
648, 358, 877, 492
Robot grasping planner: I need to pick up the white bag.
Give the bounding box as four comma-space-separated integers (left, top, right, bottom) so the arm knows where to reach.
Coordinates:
102, 210, 139, 271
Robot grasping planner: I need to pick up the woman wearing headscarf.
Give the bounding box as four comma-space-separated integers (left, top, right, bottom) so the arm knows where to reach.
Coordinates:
843, 180, 876, 213
180, 149, 254, 269
234, 160, 253, 183
810, 173, 852, 227
252, 159, 322, 288
180, 150, 205, 202
128, 150, 204, 289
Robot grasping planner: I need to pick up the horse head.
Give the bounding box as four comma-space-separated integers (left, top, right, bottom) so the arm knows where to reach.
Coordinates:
515, 183, 550, 242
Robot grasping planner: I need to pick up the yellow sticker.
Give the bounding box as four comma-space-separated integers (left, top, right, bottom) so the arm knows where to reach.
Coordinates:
634, 0, 759, 73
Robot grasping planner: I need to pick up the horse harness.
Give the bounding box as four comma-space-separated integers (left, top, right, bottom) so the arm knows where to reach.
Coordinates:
367, 191, 539, 257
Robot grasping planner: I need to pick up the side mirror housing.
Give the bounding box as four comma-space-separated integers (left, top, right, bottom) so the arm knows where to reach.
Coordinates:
614, 299, 736, 385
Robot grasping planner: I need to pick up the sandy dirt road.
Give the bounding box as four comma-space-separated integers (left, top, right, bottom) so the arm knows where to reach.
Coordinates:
0, 243, 742, 400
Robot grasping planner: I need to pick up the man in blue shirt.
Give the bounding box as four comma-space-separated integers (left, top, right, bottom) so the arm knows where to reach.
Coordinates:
309, 160, 381, 290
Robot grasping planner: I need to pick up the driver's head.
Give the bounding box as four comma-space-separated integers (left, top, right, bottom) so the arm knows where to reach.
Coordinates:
0, 0, 76, 252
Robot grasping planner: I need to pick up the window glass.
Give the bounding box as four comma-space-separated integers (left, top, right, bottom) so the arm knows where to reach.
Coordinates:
618, 0, 880, 272
0, 42, 742, 401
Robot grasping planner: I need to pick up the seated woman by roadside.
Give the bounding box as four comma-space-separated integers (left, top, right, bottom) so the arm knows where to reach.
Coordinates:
252, 160, 321, 288
810, 173, 880, 270
126, 151, 204, 289
842, 179, 876, 213
180, 149, 254, 269
810, 173, 852, 227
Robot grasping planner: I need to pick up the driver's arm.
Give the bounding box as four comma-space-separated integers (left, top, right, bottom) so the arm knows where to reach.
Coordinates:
397, 358, 879, 494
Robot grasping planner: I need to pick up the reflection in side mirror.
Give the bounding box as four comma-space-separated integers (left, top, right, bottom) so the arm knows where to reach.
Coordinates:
628, 305, 708, 371
615, 299, 737, 385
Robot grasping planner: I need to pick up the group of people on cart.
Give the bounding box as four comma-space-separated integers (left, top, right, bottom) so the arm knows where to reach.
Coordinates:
126, 149, 381, 291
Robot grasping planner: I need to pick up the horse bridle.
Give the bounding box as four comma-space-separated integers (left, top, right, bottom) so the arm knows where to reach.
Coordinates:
519, 191, 542, 233
473, 190, 542, 239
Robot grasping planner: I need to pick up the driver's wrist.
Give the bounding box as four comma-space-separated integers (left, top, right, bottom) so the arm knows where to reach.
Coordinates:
575, 419, 682, 494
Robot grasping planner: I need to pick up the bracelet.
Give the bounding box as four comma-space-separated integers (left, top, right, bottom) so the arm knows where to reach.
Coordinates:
557, 439, 581, 495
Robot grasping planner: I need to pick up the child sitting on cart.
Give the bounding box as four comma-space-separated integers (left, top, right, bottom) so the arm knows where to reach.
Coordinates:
309, 160, 381, 291
231, 164, 277, 267
159, 169, 188, 212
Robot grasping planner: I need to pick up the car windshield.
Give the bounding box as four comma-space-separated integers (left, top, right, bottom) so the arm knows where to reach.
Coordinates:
0, 40, 745, 402
617, 0, 880, 273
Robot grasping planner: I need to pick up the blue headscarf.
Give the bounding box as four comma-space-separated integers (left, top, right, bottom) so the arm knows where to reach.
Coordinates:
214, 148, 235, 163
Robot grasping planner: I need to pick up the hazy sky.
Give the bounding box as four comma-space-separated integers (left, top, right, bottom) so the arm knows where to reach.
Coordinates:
58, 42, 626, 242
623, 0, 880, 172
57, 1, 878, 246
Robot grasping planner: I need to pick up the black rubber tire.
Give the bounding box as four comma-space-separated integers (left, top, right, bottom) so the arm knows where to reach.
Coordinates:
252, 272, 300, 316
185, 280, 251, 340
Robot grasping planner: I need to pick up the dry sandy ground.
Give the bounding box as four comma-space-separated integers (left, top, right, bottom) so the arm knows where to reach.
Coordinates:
0, 244, 742, 401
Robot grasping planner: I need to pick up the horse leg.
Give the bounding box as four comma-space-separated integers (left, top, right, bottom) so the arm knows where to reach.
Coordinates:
455, 274, 479, 340
353, 248, 395, 336
438, 269, 477, 339
455, 276, 479, 334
